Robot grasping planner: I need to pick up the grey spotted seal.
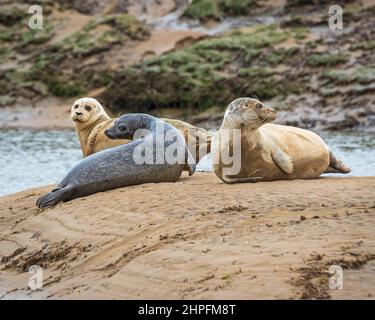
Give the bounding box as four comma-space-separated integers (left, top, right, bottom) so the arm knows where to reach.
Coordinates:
212, 97, 350, 183
71, 97, 212, 165
37, 114, 196, 208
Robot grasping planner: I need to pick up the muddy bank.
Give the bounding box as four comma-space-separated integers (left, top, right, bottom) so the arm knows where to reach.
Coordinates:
1, 173, 375, 299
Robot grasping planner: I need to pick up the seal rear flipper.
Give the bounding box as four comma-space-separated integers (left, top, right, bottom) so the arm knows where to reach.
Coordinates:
185, 146, 196, 176
326, 149, 351, 174
36, 186, 74, 208
187, 163, 196, 176
271, 148, 294, 175
221, 175, 263, 184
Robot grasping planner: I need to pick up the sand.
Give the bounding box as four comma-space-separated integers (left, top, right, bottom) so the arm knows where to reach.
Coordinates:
0, 173, 374, 300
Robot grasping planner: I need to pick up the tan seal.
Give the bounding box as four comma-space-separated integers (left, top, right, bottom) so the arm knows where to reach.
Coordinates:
213, 97, 351, 183
71, 97, 212, 164
71, 97, 128, 157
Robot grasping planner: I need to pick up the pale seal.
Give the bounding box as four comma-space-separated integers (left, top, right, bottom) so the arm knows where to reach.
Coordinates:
212, 97, 350, 183
37, 114, 196, 208
71, 97, 212, 164
71, 97, 130, 157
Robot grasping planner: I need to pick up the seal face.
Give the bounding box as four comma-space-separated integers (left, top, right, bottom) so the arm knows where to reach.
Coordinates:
71, 97, 212, 166
71, 97, 129, 157
37, 114, 196, 208
105, 114, 197, 175
213, 97, 350, 184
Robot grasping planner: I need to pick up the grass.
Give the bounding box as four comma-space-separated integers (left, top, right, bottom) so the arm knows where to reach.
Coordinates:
0, 4, 28, 26
264, 47, 299, 65
0, 95, 16, 106
183, 0, 221, 21
183, 0, 258, 21
350, 40, 375, 51
323, 68, 375, 85
100, 14, 150, 40
238, 67, 273, 77
308, 53, 348, 67
103, 24, 306, 111
16, 24, 55, 49
0, 13, 150, 98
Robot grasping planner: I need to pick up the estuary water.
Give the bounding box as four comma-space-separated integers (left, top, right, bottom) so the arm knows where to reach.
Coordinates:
0, 129, 374, 196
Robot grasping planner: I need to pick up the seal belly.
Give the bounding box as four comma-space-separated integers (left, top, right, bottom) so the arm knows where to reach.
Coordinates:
263, 124, 330, 179
239, 138, 285, 180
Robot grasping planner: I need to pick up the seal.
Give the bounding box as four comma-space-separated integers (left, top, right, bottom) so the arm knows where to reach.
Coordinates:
71, 97, 212, 163
213, 97, 351, 183
37, 114, 196, 208
71, 97, 130, 157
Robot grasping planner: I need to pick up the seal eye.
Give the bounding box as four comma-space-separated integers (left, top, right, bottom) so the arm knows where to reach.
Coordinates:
119, 126, 127, 132
74, 105, 79, 109
256, 103, 263, 109
84, 105, 92, 111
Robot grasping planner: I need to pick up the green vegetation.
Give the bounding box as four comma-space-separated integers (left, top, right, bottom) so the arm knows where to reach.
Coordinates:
17, 24, 55, 49
59, 14, 150, 57
323, 68, 375, 85
307, 53, 347, 67
238, 67, 273, 77
350, 40, 375, 51
291, 27, 309, 40
183, 0, 258, 21
286, 0, 316, 6
183, 0, 221, 20
0, 12, 150, 98
0, 4, 28, 26
104, 25, 305, 111
1, 1, 371, 120
264, 47, 299, 65
100, 14, 150, 40
0, 95, 16, 106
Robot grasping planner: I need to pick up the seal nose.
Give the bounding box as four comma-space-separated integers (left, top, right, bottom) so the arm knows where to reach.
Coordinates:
76, 112, 83, 116
105, 129, 115, 139
268, 108, 277, 120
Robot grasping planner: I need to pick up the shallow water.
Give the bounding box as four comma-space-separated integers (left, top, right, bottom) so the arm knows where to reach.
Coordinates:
143, 1, 277, 35
0, 129, 374, 196
151, 13, 276, 35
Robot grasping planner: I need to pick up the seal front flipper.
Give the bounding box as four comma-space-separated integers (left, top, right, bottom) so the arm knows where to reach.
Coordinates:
271, 147, 294, 174
221, 176, 263, 184
36, 186, 74, 208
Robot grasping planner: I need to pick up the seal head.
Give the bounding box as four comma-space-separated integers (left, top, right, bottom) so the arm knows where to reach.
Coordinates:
105, 114, 149, 140
223, 97, 276, 129
106, 113, 197, 176
71, 97, 109, 128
